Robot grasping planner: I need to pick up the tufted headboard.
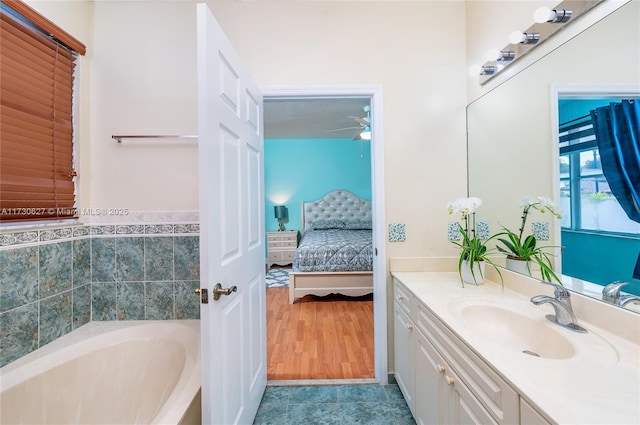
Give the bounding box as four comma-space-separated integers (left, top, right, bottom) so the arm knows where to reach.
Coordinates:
301, 190, 372, 234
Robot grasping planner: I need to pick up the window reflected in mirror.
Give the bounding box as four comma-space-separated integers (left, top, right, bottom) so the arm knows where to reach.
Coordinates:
558, 98, 640, 296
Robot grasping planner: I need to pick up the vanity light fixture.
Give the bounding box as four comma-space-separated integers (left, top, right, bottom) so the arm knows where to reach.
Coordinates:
477, 0, 604, 85
534, 7, 572, 23
509, 31, 540, 45
497, 50, 516, 62
480, 65, 498, 75
486, 49, 515, 62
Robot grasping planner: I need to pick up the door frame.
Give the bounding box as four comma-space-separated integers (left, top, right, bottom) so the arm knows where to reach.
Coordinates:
261, 85, 387, 384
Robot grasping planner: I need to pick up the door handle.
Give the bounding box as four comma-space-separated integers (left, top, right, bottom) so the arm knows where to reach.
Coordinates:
213, 283, 237, 301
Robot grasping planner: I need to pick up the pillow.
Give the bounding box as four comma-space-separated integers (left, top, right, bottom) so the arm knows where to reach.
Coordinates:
344, 219, 373, 230
311, 219, 345, 230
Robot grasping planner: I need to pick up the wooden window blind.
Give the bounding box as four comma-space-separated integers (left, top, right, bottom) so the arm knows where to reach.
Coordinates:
1, 0, 86, 222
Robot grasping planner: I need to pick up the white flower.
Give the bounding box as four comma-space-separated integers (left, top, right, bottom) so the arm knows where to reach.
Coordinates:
447, 197, 482, 217
518, 195, 562, 219
518, 196, 537, 208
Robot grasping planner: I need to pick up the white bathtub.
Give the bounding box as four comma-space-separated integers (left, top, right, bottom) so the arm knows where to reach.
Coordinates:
0, 320, 201, 425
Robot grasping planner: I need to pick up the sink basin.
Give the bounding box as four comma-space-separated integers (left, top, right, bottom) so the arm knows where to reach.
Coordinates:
448, 296, 620, 365
456, 303, 576, 360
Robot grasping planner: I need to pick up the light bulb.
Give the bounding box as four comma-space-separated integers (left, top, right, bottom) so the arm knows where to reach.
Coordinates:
534, 6, 553, 23
468, 64, 481, 77
509, 31, 540, 45
485, 48, 500, 62
509, 30, 524, 44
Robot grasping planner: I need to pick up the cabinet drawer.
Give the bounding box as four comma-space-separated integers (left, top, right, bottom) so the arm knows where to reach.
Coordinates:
267, 231, 297, 244
416, 302, 518, 424
393, 279, 413, 316
269, 240, 296, 248
281, 239, 296, 247
282, 250, 295, 261
268, 251, 283, 262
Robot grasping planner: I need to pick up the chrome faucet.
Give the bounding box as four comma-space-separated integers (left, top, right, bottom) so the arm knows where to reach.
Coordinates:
602, 281, 640, 307
531, 281, 587, 333
620, 295, 640, 307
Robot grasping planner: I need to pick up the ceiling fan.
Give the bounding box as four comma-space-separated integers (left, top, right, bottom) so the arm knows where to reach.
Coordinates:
325, 106, 371, 141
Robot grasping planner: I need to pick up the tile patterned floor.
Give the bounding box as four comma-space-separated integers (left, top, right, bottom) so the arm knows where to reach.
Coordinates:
253, 384, 416, 425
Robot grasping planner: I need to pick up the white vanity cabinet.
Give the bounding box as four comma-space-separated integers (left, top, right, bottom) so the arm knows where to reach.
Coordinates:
393, 278, 520, 425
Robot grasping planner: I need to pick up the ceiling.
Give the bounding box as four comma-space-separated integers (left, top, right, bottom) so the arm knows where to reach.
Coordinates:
264, 98, 370, 139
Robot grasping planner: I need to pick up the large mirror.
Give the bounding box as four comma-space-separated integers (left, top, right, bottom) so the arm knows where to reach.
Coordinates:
467, 0, 640, 311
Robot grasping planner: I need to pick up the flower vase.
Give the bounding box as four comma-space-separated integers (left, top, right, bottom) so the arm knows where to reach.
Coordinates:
505, 257, 532, 276
461, 260, 485, 285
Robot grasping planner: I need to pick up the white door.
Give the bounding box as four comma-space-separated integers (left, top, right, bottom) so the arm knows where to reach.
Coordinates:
197, 4, 266, 424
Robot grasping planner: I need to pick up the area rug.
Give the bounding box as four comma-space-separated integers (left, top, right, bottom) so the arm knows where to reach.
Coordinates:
266, 267, 290, 288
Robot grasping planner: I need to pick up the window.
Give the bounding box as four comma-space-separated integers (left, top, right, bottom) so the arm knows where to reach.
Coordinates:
0, 0, 85, 223
559, 102, 640, 235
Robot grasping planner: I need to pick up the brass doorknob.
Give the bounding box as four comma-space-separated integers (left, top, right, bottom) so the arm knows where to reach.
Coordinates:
213, 283, 238, 301
194, 288, 201, 296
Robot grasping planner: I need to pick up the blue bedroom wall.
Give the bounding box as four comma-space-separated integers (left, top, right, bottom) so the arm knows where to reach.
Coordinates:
264, 138, 372, 233
558, 98, 612, 124
561, 231, 640, 296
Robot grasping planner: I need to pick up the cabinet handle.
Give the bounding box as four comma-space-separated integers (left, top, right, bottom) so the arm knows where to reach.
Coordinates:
437, 364, 445, 374
406, 323, 413, 331
397, 294, 404, 301
445, 375, 454, 386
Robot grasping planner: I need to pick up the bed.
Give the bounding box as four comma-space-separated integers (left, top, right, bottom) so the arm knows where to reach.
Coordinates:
288, 190, 374, 303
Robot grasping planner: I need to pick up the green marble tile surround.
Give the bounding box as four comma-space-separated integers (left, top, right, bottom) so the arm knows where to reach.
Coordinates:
253, 384, 416, 425
0, 223, 200, 367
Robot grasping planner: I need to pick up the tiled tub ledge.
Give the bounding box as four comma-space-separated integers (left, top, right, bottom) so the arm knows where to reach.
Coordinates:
0, 221, 201, 368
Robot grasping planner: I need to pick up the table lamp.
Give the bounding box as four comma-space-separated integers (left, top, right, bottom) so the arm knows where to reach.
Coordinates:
274, 205, 288, 231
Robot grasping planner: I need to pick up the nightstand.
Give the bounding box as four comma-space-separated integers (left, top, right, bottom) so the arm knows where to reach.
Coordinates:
266, 230, 298, 268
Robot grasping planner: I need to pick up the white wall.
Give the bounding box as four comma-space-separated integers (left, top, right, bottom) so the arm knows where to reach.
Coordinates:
61, 0, 467, 257
205, 1, 469, 258
89, 1, 199, 212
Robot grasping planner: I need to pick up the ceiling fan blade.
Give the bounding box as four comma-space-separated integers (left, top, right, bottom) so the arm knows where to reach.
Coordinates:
324, 126, 362, 133
348, 117, 370, 126
352, 133, 362, 141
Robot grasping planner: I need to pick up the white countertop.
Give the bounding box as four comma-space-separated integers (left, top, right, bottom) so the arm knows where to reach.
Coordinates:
391, 271, 640, 425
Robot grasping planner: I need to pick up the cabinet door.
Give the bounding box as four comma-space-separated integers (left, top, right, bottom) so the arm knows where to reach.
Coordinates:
415, 331, 446, 425
394, 302, 415, 414
446, 367, 498, 425
521, 398, 551, 425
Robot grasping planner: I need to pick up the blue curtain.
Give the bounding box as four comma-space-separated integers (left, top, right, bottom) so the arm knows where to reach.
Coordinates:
590, 100, 640, 223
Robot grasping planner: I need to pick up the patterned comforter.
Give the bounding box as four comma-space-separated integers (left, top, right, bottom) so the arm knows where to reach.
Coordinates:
292, 229, 373, 272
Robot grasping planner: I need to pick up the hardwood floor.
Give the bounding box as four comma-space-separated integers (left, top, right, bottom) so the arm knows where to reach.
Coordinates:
266, 287, 375, 381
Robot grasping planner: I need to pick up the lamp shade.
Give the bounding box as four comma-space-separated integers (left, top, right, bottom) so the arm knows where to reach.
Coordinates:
274, 205, 288, 219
